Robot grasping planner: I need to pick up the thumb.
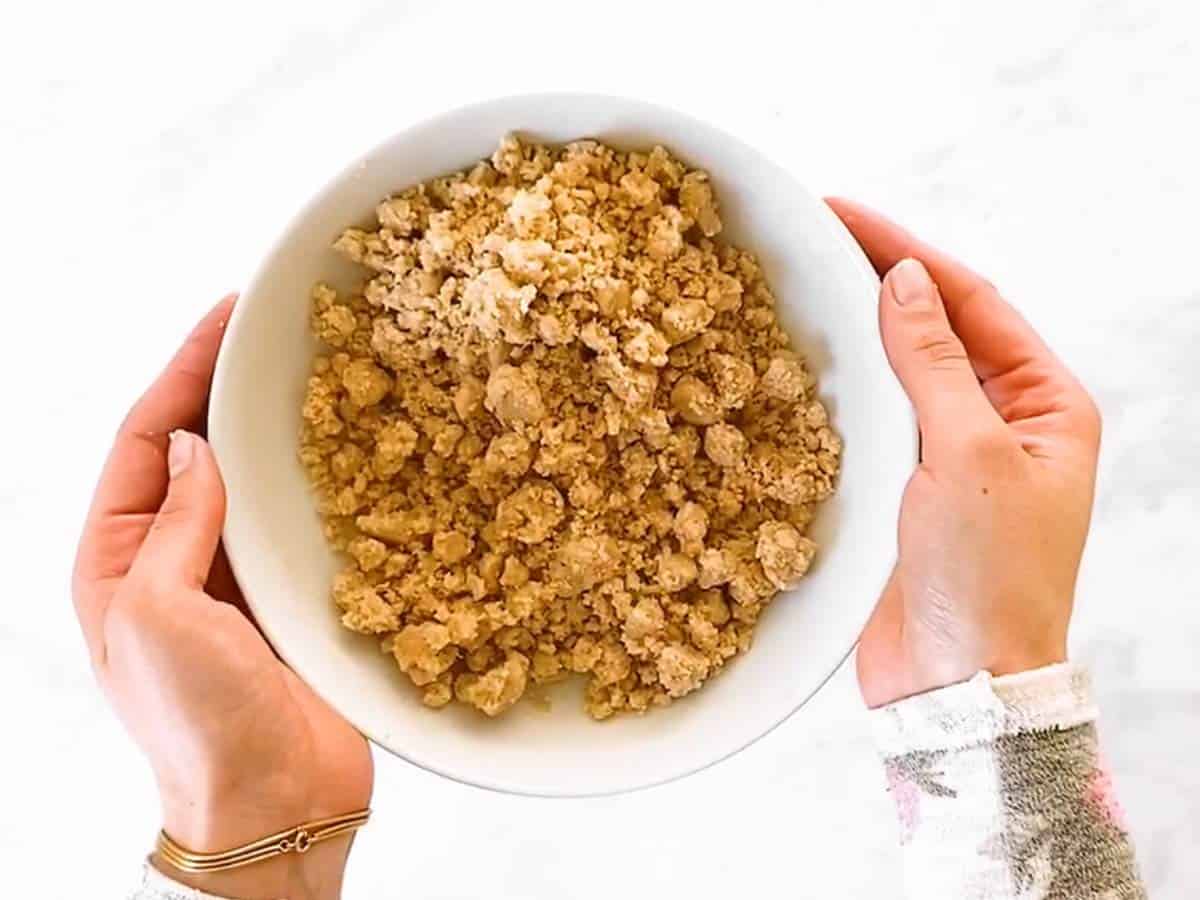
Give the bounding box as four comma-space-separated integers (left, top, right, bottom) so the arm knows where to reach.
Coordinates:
879, 258, 1002, 457
129, 430, 226, 591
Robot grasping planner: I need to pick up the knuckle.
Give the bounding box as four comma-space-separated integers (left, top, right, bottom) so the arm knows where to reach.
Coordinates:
122, 567, 177, 607
101, 590, 159, 670
115, 403, 141, 438
961, 278, 1003, 313
114, 410, 166, 454
149, 500, 191, 532
1076, 392, 1103, 443
70, 570, 93, 616
100, 591, 141, 653
976, 277, 1001, 300
912, 330, 968, 368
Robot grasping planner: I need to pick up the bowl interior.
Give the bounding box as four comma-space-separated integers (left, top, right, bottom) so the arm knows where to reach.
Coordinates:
209, 94, 913, 796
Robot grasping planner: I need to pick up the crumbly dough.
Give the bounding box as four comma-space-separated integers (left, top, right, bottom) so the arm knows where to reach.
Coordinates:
299, 137, 841, 718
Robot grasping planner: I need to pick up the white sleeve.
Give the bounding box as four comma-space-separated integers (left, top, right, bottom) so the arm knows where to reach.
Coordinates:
129, 862, 239, 900
871, 663, 1146, 899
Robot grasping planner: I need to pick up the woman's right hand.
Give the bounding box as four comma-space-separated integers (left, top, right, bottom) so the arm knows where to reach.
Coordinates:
828, 199, 1102, 709
72, 297, 372, 900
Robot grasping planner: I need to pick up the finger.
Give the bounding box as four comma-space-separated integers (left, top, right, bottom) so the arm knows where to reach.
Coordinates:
126, 431, 226, 594
878, 258, 1004, 458
828, 199, 1099, 451
73, 296, 235, 657
93, 295, 235, 519
76, 295, 233, 574
827, 198, 1047, 382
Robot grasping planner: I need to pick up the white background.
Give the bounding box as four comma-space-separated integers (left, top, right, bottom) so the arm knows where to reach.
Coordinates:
3, 0, 1198, 896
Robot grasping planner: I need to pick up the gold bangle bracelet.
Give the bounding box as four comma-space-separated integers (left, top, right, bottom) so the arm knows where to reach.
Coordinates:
156, 809, 371, 873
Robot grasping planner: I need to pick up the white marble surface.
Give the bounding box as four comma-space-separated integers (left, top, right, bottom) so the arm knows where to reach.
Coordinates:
3, 0, 1198, 896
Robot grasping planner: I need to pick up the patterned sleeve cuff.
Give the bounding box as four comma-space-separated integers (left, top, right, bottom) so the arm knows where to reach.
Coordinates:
129, 861, 239, 900
870, 662, 1098, 758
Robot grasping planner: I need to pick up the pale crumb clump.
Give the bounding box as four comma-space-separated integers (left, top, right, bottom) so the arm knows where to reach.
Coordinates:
455, 652, 530, 717
755, 521, 818, 590
704, 423, 748, 467
300, 137, 841, 718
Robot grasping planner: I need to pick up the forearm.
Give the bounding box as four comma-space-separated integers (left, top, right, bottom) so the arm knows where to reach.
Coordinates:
872, 663, 1144, 899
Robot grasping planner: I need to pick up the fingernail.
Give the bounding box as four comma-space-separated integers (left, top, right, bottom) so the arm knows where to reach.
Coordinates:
168, 430, 195, 479
888, 258, 933, 306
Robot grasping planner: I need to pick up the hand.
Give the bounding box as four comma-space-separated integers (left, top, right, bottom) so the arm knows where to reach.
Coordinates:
828, 200, 1102, 709
72, 297, 373, 900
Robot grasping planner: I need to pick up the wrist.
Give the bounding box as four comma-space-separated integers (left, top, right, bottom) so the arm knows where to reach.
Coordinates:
910, 636, 1067, 701
157, 774, 355, 900
151, 839, 352, 900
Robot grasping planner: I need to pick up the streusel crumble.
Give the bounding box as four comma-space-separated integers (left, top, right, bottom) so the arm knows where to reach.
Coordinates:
299, 137, 840, 718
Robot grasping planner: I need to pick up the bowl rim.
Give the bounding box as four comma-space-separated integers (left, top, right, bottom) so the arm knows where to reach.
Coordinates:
209, 90, 917, 797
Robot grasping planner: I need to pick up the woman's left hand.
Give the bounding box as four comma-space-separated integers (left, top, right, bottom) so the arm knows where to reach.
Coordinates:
72, 296, 373, 900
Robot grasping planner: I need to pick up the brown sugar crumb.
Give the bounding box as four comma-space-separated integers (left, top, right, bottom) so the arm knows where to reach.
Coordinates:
485, 364, 546, 425
299, 137, 841, 718
760, 355, 810, 403
755, 521, 818, 590
454, 652, 530, 717
657, 644, 712, 698
703, 423, 748, 468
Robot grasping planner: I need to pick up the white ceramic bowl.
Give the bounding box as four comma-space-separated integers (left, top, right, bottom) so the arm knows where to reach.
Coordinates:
209, 93, 914, 796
